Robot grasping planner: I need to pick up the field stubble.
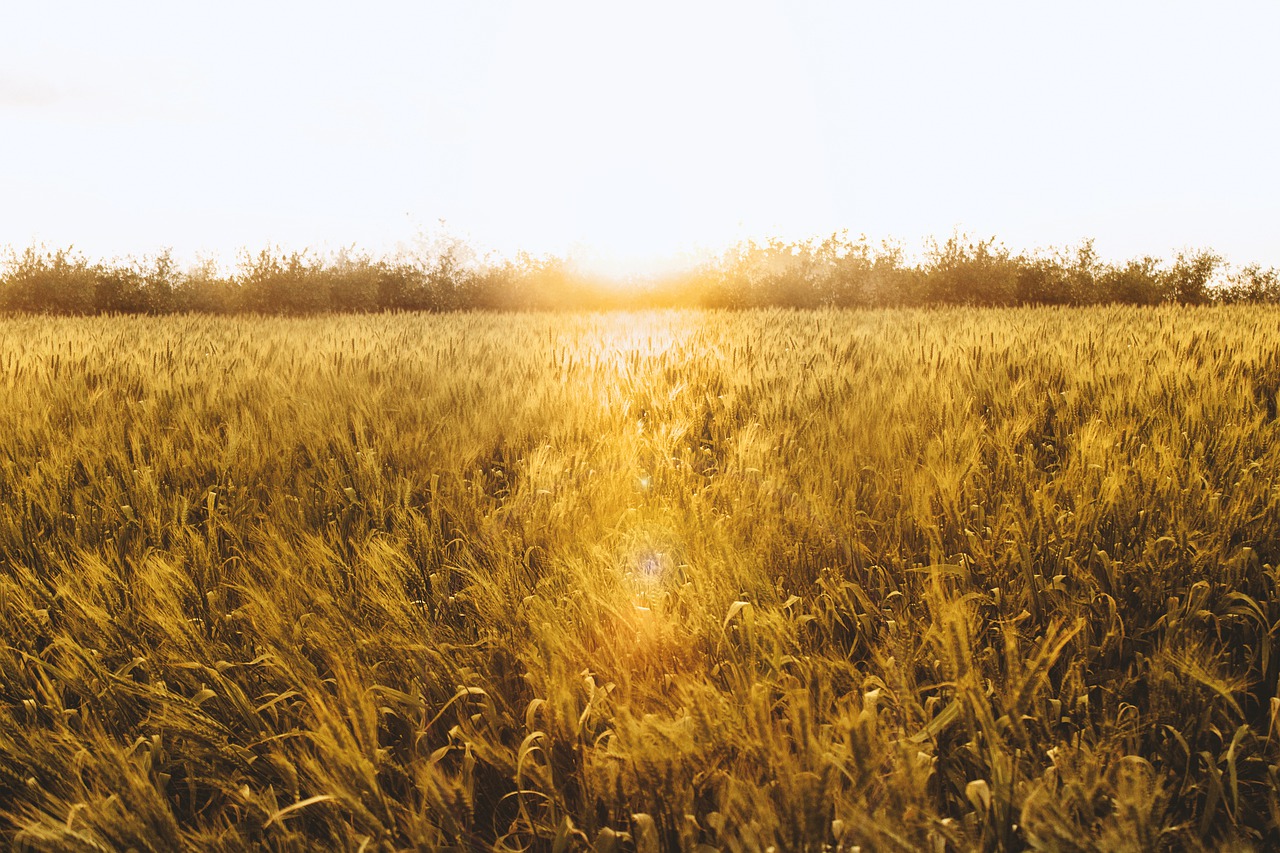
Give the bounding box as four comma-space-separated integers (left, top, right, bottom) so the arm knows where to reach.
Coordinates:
2, 307, 1280, 850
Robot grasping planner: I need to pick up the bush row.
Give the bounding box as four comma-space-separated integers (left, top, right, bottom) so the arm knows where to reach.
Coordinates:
2, 236, 1276, 314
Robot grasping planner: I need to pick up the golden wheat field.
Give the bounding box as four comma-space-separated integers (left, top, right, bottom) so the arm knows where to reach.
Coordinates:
2, 307, 1280, 851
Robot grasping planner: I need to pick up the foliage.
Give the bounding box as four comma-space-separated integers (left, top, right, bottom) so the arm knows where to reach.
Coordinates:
0, 247, 99, 314
1216, 264, 1280, 305
2, 307, 1280, 849
921, 235, 1019, 305
0, 237, 1268, 314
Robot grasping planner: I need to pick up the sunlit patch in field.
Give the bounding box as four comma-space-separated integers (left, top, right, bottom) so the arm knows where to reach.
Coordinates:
633, 548, 668, 585
597, 531, 689, 659
616, 531, 679, 596
574, 310, 692, 376
602, 539, 698, 685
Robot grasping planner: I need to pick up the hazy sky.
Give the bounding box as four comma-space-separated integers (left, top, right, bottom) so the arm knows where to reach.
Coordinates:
2, 2, 1277, 276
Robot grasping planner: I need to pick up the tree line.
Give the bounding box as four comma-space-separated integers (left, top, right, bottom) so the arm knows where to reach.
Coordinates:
2, 234, 1277, 314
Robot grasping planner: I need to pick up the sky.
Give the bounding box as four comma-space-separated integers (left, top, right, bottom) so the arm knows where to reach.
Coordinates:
1, 1, 1277, 278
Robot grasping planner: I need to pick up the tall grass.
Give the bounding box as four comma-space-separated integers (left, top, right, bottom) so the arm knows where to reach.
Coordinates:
2, 307, 1280, 849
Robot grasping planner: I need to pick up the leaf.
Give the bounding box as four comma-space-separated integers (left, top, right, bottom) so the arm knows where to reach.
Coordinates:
965, 779, 991, 813
595, 828, 628, 853
524, 697, 546, 731
909, 700, 960, 744
631, 813, 660, 853
723, 600, 753, 631
264, 794, 337, 828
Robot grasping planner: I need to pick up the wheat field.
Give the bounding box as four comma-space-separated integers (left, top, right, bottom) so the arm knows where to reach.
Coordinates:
2, 307, 1279, 851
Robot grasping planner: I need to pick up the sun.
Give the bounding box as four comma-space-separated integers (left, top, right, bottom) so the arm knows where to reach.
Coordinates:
566, 245, 706, 285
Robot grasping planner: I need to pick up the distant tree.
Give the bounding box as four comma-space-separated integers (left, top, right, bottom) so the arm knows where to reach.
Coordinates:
0, 235, 1259, 314
93, 264, 145, 313
923, 235, 1018, 305
1164, 249, 1222, 305
325, 249, 380, 313
83, 250, 177, 314
1217, 263, 1280, 303
171, 257, 238, 313
238, 249, 330, 314
139, 249, 178, 312
1100, 257, 1165, 304
0, 247, 97, 314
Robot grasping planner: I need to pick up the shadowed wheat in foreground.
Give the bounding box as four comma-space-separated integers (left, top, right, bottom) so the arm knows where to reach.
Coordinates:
2, 307, 1280, 850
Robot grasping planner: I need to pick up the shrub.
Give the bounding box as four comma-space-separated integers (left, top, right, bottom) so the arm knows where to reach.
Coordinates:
0, 238, 1257, 313
1217, 263, 1280, 304
238, 249, 330, 314
922, 235, 1019, 305
1165, 249, 1223, 305
0, 247, 98, 314
1100, 257, 1166, 305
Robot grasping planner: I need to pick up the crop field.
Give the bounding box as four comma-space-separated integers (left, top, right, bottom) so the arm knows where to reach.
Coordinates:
3, 306, 1280, 851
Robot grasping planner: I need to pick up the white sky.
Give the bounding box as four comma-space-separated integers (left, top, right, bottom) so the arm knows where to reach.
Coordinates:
1, 1, 1277, 277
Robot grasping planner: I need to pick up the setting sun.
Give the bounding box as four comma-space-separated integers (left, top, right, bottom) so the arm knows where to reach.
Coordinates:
3, 2, 1278, 272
